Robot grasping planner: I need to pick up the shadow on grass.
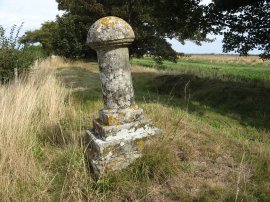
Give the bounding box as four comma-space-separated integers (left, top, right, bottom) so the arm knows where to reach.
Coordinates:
56, 66, 100, 89
138, 73, 270, 132
57, 66, 270, 133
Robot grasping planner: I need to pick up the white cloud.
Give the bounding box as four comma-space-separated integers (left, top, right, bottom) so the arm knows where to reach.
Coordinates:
0, 0, 62, 32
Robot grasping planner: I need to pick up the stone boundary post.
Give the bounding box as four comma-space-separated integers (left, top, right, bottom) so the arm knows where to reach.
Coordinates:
86, 16, 160, 178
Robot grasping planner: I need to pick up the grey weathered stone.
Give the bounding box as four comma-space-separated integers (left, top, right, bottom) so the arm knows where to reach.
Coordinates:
87, 16, 135, 50
86, 16, 160, 178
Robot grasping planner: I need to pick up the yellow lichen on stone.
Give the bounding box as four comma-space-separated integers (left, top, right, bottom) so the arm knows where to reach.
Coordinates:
108, 115, 121, 125
108, 22, 115, 27
136, 140, 144, 147
99, 17, 112, 25
99, 17, 116, 27
108, 115, 114, 125
129, 105, 138, 110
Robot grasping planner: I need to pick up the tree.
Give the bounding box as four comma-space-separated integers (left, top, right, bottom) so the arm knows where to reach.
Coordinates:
208, 0, 269, 59
23, 0, 211, 62
51, 15, 94, 58
0, 24, 47, 82
21, 21, 58, 54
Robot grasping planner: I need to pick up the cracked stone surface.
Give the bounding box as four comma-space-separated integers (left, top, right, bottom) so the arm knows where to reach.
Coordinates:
97, 47, 135, 109
86, 16, 160, 178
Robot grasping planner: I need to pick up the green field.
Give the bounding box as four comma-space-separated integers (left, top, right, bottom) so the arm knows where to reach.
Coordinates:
132, 57, 270, 84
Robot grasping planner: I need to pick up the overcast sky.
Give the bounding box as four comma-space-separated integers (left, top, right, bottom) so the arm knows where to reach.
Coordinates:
0, 0, 260, 54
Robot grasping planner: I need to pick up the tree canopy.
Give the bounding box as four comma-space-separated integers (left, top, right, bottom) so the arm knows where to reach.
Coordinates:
21, 21, 58, 54
209, 0, 269, 59
23, 0, 211, 62
22, 0, 269, 60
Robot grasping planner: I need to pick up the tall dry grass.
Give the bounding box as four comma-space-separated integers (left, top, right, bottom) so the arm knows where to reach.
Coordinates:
0, 57, 67, 200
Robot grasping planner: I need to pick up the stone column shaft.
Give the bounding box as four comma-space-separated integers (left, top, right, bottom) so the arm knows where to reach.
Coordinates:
97, 47, 135, 109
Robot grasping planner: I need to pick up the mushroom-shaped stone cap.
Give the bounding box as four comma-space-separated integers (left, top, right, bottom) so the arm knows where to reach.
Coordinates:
87, 16, 135, 50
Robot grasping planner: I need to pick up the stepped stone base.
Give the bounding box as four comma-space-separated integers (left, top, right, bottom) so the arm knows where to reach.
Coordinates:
99, 105, 143, 126
86, 121, 160, 177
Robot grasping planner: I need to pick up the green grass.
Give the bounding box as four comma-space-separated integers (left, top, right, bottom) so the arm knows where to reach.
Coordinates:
54, 57, 270, 201
132, 57, 270, 84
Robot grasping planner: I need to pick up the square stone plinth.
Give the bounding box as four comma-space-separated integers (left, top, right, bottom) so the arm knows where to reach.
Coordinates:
86, 122, 160, 177
93, 118, 149, 138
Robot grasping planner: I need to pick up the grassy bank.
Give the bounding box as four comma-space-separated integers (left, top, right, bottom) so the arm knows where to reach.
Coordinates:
0, 57, 269, 201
